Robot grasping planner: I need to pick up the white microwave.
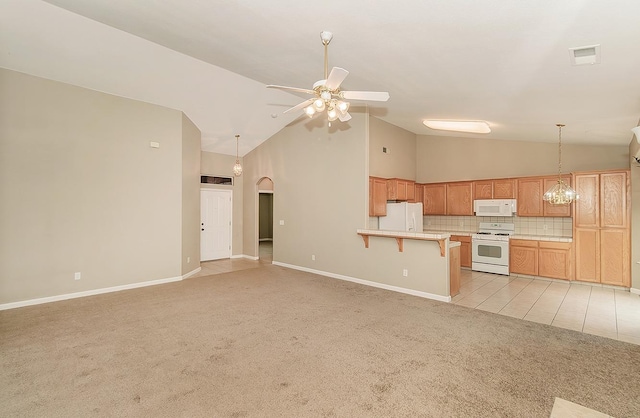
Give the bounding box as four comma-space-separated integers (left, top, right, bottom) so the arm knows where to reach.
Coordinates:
473, 199, 517, 217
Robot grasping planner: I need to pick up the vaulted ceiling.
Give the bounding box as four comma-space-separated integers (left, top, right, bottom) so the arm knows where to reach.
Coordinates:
2, 0, 640, 155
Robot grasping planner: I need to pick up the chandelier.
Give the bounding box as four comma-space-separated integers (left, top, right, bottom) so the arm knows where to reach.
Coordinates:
542, 124, 578, 205
232, 134, 242, 177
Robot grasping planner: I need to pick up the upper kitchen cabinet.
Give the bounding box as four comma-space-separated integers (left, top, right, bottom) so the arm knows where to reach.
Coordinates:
473, 178, 516, 200
386, 178, 415, 201
517, 176, 572, 217
446, 181, 474, 215
413, 183, 424, 205
369, 177, 388, 217
423, 183, 446, 215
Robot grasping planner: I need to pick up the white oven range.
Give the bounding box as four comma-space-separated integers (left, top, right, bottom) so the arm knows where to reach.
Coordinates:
471, 222, 515, 275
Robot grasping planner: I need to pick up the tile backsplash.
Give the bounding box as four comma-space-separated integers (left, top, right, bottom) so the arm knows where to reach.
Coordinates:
424, 215, 573, 237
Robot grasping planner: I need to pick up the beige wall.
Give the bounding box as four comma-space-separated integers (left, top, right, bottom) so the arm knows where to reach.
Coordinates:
242, 111, 448, 297
369, 117, 416, 179
0, 69, 190, 304
181, 114, 201, 275
417, 134, 629, 183
200, 152, 244, 256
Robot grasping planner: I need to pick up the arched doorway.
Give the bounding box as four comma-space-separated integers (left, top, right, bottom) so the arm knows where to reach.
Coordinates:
257, 177, 274, 263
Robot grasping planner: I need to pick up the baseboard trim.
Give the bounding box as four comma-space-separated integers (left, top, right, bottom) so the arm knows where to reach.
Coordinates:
232, 254, 259, 261
272, 262, 451, 303
631, 287, 640, 296
0, 275, 183, 311
182, 267, 201, 280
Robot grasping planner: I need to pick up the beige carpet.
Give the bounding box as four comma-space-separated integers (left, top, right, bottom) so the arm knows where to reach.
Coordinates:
1, 265, 639, 417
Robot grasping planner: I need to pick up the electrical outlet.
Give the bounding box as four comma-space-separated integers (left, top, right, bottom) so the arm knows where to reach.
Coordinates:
459, 221, 464, 228
74, 272, 81, 281
279, 220, 285, 225
402, 269, 408, 277
187, 256, 191, 263
543, 224, 548, 230
311, 255, 315, 261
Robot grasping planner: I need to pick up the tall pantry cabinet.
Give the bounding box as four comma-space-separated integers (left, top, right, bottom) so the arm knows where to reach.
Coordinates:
573, 170, 630, 287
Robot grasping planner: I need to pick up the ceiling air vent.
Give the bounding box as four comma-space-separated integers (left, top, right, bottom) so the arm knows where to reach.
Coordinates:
568, 44, 601, 65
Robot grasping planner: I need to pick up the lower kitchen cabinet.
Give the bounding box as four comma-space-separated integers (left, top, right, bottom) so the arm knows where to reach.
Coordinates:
510, 239, 538, 276
510, 239, 572, 280
575, 227, 629, 286
538, 241, 572, 280
449, 244, 461, 296
450, 235, 471, 268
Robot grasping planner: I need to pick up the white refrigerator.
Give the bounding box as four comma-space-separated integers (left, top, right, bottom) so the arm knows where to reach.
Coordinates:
379, 202, 424, 232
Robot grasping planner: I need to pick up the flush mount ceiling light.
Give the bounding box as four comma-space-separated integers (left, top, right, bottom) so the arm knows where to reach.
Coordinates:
232, 134, 242, 177
543, 124, 579, 205
422, 120, 491, 134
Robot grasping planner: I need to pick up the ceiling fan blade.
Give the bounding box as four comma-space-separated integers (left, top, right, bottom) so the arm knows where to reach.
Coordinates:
338, 112, 352, 122
267, 85, 316, 95
341, 91, 390, 101
283, 98, 314, 114
325, 67, 349, 91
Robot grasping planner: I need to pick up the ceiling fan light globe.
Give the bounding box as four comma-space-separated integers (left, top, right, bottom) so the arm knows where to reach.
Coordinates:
327, 108, 337, 120
313, 99, 325, 111
337, 101, 349, 114
320, 91, 332, 101
304, 105, 316, 117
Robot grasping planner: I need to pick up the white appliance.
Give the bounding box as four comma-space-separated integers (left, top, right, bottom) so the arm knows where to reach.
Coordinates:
379, 202, 424, 232
473, 199, 517, 217
471, 222, 514, 275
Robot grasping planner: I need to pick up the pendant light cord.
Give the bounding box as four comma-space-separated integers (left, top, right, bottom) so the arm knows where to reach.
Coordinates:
556, 124, 564, 178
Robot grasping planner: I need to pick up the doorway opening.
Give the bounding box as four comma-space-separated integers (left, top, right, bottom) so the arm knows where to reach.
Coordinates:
257, 177, 274, 263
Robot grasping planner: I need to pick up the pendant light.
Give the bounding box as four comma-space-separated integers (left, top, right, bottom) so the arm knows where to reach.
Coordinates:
543, 124, 578, 205
232, 134, 242, 177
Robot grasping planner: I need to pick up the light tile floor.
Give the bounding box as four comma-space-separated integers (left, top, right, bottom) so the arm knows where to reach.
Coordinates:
190, 241, 272, 279
453, 269, 640, 345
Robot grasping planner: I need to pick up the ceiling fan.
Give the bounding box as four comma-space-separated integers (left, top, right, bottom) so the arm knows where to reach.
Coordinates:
267, 31, 390, 123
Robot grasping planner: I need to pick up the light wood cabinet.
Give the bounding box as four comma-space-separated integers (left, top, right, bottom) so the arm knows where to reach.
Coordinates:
473, 178, 516, 199
573, 170, 630, 287
538, 241, 572, 280
387, 178, 415, 201
423, 183, 446, 215
413, 183, 424, 205
449, 245, 461, 297
510, 239, 539, 276
517, 175, 572, 217
510, 239, 572, 280
450, 235, 471, 268
369, 177, 388, 217
446, 182, 474, 215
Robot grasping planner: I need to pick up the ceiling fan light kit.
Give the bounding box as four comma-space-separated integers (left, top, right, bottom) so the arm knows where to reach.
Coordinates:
422, 120, 491, 134
267, 31, 389, 124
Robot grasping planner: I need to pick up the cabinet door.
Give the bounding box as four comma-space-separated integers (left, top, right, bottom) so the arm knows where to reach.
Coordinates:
449, 246, 461, 297
370, 177, 388, 216
517, 178, 544, 216
446, 182, 474, 215
574, 228, 600, 283
574, 174, 599, 228
538, 242, 571, 280
473, 180, 493, 199
600, 172, 627, 228
451, 235, 471, 268
493, 179, 516, 199
510, 244, 538, 276
423, 184, 446, 215
600, 228, 630, 286
542, 175, 572, 217
406, 180, 416, 202
414, 184, 424, 206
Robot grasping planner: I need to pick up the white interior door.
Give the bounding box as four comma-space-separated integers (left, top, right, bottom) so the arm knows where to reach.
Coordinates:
201, 189, 232, 261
